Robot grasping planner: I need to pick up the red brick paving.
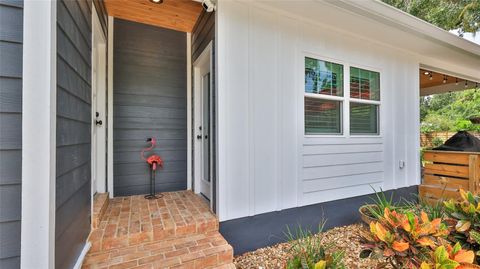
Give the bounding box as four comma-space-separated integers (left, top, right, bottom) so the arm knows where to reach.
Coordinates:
82, 191, 234, 269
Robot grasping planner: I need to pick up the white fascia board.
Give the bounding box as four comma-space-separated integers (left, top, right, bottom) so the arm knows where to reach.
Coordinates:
329, 0, 480, 57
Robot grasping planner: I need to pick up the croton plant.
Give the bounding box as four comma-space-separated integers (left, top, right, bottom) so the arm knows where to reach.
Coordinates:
360, 208, 478, 268
444, 190, 480, 262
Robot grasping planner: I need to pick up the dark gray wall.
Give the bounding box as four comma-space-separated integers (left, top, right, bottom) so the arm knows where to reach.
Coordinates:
56, 0, 92, 268
113, 19, 187, 196
220, 186, 418, 255
192, 10, 215, 62
0, 1, 23, 268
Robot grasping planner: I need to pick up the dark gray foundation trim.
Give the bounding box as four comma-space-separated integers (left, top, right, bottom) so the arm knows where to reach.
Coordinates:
220, 185, 418, 255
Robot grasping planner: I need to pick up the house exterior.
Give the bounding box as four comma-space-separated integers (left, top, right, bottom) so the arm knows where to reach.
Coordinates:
0, 0, 479, 268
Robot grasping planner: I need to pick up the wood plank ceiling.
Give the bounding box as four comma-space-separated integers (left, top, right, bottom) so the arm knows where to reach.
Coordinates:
420, 69, 465, 89
104, 0, 203, 33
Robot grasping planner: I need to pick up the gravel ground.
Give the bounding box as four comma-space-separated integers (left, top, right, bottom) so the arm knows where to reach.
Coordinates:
233, 223, 385, 269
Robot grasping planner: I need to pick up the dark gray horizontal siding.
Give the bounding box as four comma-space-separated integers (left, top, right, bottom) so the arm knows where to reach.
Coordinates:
55, 0, 92, 268
0, 1, 22, 267
192, 10, 215, 61
113, 19, 187, 196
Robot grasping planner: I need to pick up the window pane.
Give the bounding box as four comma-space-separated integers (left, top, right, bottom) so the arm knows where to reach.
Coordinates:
305, 57, 343, 96
350, 103, 378, 134
305, 97, 342, 134
350, 67, 380, 101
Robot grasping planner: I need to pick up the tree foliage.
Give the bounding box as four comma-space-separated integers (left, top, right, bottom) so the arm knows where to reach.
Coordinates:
382, 0, 480, 34
420, 89, 480, 133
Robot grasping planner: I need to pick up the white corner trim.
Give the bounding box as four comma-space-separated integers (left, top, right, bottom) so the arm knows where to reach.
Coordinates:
187, 33, 193, 190
107, 16, 114, 198
72, 242, 91, 269
21, 1, 56, 268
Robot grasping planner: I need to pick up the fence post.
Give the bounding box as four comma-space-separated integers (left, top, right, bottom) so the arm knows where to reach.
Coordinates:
469, 154, 479, 194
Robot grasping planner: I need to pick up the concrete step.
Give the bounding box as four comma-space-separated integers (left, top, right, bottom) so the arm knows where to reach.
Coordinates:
82, 231, 234, 269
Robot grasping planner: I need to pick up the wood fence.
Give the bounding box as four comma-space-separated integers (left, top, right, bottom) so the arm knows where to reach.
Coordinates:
421, 131, 480, 148
419, 150, 480, 203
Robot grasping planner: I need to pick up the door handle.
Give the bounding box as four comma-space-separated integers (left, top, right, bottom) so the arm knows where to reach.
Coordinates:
204, 135, 208, 139
196, 135, 202, 140
95, 120, 103, 126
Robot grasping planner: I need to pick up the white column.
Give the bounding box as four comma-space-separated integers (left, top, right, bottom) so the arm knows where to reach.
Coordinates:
21, 1, 56, 268
107, 16, 114, 198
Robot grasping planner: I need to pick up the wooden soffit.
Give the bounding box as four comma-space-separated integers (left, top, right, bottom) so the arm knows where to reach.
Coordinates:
104, 0, 203, 33
419, 69, 477, 96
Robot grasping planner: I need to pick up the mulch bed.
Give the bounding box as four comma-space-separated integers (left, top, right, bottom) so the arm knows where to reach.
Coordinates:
233, 223, 385, 269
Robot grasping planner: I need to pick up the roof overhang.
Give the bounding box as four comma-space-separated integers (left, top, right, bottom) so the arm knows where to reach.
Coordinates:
253, 0, 480, 82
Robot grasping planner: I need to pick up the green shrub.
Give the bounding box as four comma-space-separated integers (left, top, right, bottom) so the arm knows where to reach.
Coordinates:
431, 137, 444, 148
421, 114, 454, 133
285, 223, 345, 269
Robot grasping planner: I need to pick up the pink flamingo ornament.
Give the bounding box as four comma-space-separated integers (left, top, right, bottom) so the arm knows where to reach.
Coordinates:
141, 137, 164, 199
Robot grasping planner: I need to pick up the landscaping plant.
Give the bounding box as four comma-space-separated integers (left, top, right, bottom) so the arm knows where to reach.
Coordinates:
360, 208, 451, 268
362, 187, 398, 221
285, 223, 345, 269
444, 190, 480, 261
402, 193, 446, 220
420, 243, 477, 269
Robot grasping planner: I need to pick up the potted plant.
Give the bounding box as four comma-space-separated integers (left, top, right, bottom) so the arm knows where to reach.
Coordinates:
359, 187, 396, 224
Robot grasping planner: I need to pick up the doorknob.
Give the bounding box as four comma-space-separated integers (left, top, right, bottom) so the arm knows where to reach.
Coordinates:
204, 135, 208, 139
95, 120, 103, 126
196, 135, 202, 139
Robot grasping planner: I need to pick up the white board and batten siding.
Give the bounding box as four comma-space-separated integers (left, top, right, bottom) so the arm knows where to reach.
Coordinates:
217, 0, 421, 221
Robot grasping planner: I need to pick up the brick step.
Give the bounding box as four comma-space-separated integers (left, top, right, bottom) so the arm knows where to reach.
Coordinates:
92, 192, 110, 229
88, 218, 218, 253
82, 231, 234, 269
88, 192, 219, 253
214, 263, 236, 269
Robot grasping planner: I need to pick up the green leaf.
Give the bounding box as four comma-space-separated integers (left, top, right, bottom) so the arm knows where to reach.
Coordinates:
435, 246, 448, 263
452, 242, 461, 255
438, 259, 459, 269
470, 230, 480, 244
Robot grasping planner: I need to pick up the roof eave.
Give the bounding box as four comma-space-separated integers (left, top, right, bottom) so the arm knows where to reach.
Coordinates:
327, 0, 480, 57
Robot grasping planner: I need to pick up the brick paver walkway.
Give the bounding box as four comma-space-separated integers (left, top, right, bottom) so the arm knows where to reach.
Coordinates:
82, 191, 234, 269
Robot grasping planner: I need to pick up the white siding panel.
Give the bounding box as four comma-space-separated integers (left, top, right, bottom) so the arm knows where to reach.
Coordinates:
303, 172, 384, 193
217, 0, 427, 220
278, 16, 299, 210
223, 1, 250, 219
250, 8, 279, 215
303, 144, 383, 155
304, 152, 383, 167
303, 162, 383, 180
302, 182, 383, 206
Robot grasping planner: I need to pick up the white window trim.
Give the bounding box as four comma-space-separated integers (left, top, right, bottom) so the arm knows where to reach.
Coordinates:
303, 54, 383, 138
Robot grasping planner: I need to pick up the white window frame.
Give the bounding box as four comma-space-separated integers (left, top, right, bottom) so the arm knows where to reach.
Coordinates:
302, 53, 382, 138
348, 65, 381, 136
303, 55, 346, 137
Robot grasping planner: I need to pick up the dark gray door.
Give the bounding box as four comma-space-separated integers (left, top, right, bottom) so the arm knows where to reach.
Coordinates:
113, 19, 187, 196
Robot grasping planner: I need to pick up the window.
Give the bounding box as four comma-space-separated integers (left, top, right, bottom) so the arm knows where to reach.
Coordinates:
349, 67, 380, 135
304, 57, 344, 134
304, 57, 381, 136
